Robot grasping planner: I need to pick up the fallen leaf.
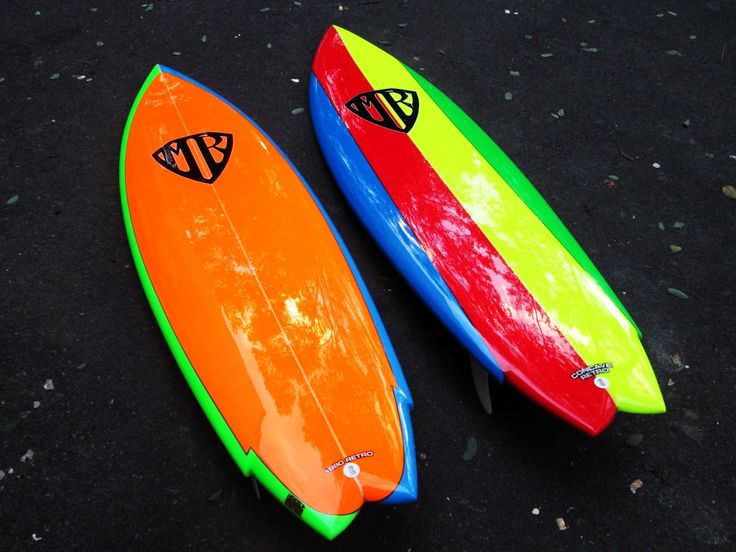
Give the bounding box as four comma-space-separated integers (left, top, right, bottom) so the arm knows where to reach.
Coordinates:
722, 185, 736, 199
667, 287, 689, 299
462, 437, 478, 461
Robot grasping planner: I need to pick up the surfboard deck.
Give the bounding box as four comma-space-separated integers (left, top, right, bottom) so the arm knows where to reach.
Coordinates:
119, 65, 416, 539
310, 26, 665, 435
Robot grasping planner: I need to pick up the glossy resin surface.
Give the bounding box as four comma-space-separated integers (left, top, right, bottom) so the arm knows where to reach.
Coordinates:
120, 65, 416, 539
311, 26, 665, 435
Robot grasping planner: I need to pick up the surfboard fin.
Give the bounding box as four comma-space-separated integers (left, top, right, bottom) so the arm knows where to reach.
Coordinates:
251, 476, 261, 500
470, 358, 493, 414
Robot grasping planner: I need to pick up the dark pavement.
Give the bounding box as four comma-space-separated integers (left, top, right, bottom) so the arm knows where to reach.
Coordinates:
1, 1, 735, 550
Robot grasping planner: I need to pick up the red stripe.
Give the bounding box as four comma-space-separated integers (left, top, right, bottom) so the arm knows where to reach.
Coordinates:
313, 27, 615, 434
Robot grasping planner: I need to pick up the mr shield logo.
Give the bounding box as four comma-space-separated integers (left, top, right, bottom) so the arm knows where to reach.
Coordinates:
345, 88, 419, 133
152, 132, 233, 184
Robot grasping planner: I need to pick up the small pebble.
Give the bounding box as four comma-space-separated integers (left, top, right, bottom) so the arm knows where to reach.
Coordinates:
669, 244, 682, 253
665, 50, 682, 56
504, 92, 513, 101
531, 507, 540, 515
201, 35, 207, 43
7, 195, 19, 205
33, 401, 40, 409
509, 70, 520, 76
290, 78, 299, 83
672, 221, 685, 228
652, 162, 661, 169
657, 222, 665, 230
266, 42, 272, 49
630, 479, 644, 493
541, 53, 554, 58
96, 41, 104, 47
555, 517, 568, 531
0, 470, 4, 480
32, 534, 43, 542
625, 433, 643, 447
20, 449, 34, 463
682, 118, 690, 127
171, 51, 182, 56
43, 379, 54, 391
704, 152, 714, 159
667, 378, 675, 387
50, 73, 60, 80
608, 174, 620, 181
291, 107, 305, 115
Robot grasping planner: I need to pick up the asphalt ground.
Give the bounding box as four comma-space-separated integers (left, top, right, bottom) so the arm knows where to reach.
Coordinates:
1, 1, 735, 550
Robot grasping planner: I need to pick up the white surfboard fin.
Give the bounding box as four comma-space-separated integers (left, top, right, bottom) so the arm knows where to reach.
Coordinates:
251, 476, 261, 500
471, 358, 493, 414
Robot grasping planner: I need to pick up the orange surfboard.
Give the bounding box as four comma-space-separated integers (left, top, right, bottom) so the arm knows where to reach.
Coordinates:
119, 65, 416, 539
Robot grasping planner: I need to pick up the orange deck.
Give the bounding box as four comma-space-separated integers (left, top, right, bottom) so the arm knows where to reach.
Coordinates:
122, 67, 408, 517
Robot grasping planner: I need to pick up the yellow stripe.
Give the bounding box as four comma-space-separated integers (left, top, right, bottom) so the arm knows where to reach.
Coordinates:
336, 27, 664, 413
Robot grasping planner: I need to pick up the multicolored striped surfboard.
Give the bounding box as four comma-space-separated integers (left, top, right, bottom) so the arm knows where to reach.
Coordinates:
120, 65, 416, 539
310, 26, 665, 435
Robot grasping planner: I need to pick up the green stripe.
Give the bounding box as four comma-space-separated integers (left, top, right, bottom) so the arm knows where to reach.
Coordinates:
405, 65, 641, 338
119, 65, 356, 540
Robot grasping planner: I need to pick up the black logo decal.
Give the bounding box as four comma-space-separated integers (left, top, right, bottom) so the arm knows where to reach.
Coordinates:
345, 88, 419, 133
152, 132, 233, 184
285, 493, 305, 517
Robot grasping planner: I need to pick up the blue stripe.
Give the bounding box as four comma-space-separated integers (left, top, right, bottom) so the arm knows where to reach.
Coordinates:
159, 65, 417, 503
309, 74, 504, 386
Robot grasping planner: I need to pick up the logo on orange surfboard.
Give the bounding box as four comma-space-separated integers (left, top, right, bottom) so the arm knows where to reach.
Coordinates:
152, 132, 233, 184
345, 89, 419, 133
